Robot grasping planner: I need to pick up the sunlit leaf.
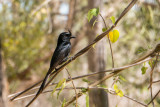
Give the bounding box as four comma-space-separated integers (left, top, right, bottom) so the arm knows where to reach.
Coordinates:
87, 8, 99, 22
113, 84, 124, 97
86, 94, 89, 107
92, 44, 96, 49
110, 16, 115, 24
109, 30, 119, 43
57, 79, 66, 99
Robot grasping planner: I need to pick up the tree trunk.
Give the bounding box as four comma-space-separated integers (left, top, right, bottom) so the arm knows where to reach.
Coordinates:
0, 39, 8, 107
86, 0, 109, 107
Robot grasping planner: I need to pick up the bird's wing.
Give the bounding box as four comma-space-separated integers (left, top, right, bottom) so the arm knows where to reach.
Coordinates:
50, 43, 71, 69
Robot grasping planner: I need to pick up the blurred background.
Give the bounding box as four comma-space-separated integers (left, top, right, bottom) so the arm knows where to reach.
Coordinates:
0, 0, 160, 107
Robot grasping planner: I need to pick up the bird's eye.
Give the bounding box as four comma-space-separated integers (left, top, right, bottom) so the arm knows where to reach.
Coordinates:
66, 33, 71, 36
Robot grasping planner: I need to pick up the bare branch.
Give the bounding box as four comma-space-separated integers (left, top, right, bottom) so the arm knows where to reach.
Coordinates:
65, 68, 78, 107
99, 13, 115, 69
123, 95, 147, 107
147, 90, 160, 105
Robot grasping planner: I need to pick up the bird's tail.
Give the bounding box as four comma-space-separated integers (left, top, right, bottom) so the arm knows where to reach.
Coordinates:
35, 68, 52, 96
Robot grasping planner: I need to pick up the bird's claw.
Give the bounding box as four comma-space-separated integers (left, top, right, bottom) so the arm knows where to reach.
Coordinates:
69, 56, 74, 61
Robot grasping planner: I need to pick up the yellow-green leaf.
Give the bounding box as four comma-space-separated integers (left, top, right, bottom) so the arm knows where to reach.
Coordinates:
61, 98, 66, 107
113, 84, 118, 90
119, 75, 127, 82
92, 44, 96, 49
52, 78, 66, 94
92, 19, 98, 29
109, 30, 119, 43
110, 16, 115, 24
57, 79, 66, 99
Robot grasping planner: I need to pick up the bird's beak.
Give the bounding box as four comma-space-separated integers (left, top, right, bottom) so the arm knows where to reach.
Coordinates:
70, 36, 76, 39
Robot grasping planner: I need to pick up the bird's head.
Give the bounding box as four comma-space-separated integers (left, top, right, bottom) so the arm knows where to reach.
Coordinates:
58, 30, 76, 43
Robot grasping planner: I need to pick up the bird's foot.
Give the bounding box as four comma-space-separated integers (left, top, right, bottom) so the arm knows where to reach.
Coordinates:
69, 56, 74, 61
55, 67, 58, 71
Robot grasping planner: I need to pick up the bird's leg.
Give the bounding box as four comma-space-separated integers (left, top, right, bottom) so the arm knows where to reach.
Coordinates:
55, 67, 58, 71
69, 56, 74, 61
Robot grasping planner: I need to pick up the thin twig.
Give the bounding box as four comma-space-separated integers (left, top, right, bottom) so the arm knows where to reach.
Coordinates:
65, 68, 78, 107
148, 90, 160, 105
9, 56, 153, 101
9, 80, 42, 100
148, 54, 159, 107
148, 53, 159, 89
99, 13, 115, 69
150, 87, 154, 107
123, 95, 147, 107
152, 80, 160, 84
9, 51, 158, 101
13, 86, 147, 107
64, 57, 152, 107
25, 71, 59, 107
31, 0, 52, 16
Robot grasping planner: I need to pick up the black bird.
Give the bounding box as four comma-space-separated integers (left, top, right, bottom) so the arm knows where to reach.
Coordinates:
36, 30, 75, 97
26, 31, 75, 107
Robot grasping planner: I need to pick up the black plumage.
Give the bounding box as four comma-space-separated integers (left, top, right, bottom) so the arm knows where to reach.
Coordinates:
37, 30, 75, 95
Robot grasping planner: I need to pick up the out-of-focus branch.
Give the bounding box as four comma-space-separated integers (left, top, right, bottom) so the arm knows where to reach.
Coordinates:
9, 41, 160, 102
11, 86, 148, 107
66, 0, 76, 29
147, 89, 160, 105
8, 54, 153, 99
65, 68, 78, 107
148, 54, 159, 107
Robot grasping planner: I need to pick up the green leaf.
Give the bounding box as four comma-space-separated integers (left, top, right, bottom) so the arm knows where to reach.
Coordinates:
109, 30, 119, 43
81, 88, 87, 94
57, 79, 66, 99
52, 78, 66, 95
113, 84, 124, 97
136, 47, 147, 54
82, 79, 90, 83
87, 8, 99, 22
141, 66, 148, 75
102, 27, 107, 32
61, 98, 66, 107
148, 60, 154, 68
86, 94, 89, 107
119, 75, 127, 82
97, 84, 107, 88
110, 16, 115, 24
